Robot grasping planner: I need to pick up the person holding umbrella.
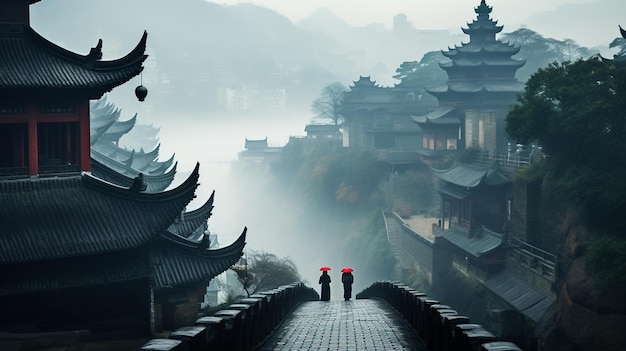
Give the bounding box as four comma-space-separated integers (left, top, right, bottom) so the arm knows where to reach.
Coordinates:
341, 267, 354, 301
318, 266, 331, 301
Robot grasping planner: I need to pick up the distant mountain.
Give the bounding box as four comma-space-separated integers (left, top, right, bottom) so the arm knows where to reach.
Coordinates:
522, 0, 624, 49
30, 0, 358, 115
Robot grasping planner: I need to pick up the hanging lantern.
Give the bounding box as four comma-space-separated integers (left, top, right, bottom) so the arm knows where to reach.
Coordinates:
135, 84, 148, 102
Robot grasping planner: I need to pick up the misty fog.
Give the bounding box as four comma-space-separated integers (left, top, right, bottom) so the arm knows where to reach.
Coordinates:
115, 109, 361, 300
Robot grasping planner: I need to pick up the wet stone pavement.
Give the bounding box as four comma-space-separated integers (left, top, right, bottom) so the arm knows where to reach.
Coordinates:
258, 299, 427, 350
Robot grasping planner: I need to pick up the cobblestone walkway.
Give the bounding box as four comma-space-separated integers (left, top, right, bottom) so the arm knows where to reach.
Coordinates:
258, 299, 426, 350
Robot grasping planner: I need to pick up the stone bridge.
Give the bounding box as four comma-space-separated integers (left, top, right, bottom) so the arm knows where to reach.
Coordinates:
139, 281, 523, 351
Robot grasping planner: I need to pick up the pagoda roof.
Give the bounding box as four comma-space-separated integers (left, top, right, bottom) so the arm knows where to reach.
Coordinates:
349, 75, 380, 89
442, 225, 503, 258
0, 163, 200, 264
97, 114, 138, 144
411, 106, 459, 125
90, 157, 176, 193
90, 98, 121, 131
443, 42, 521, 56
152, 228, 246, 290
91, 142, 175, 176
440, 59, 525, 69
462, 0, 503, 35
427, 80, 525, 94
147, 153, 176, 175
168, 191, 215, 238
432, 162, 510, 188
0, 26, 147, 98
463, 21, 503, 34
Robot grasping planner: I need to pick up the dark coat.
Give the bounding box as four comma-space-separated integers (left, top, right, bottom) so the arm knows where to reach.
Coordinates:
342, 272, 354, 300
319, 271, 331, 301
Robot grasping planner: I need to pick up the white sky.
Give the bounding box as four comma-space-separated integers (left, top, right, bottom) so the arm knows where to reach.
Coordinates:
213, 0, 582, 28
212, 0, 625, 48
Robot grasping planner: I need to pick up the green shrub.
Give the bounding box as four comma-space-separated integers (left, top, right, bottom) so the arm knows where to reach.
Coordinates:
584, 234, 626, 297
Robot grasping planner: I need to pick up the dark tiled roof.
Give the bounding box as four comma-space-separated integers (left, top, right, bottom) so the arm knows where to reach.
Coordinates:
427, 81, 525, 94
442, 225, 503, 257
0, 163, 200, 264
168, 191, 215, 237
411, 106, 459, 125
432, 162, 510, 188
91, 146, 175, 177
0, 26, 147, 96
90, 157, 176, 193
444, 43, 520, 55
483, 273, 555, 322
440, 58, 525, 68
152, 228, 247, 290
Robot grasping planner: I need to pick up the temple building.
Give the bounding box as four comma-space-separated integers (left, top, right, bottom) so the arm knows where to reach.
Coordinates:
341, 76, 426, 170
0, 0, 246, 337
416, 0, 525, 160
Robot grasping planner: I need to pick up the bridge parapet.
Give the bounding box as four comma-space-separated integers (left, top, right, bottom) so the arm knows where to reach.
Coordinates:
356, 280, 524, 351
139, 282, 319, 351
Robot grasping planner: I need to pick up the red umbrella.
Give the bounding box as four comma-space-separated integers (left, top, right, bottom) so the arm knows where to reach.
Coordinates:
341, 267, 354, 273
319, 266, 331, 271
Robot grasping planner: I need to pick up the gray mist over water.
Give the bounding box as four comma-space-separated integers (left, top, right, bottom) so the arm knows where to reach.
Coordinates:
118, 109, 353, 300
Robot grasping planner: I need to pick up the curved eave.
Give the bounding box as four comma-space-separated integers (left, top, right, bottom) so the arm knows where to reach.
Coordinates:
427, 83, 524, 95
82, 162, 199, 203
411, 106, 457, 124
104, 113, 137, 137
168, 191, 215, 237
29, 27, 148, 71
146, 153, 176, 175
152, 228, 247, 290
442, 226, 503, 258
1, 27, 147, 95
90, 157, 176, 193
90, 105, 120, 129
449, 43, 521, 55
463, 22, 503, 34
0, 166, 199, 264
90, 119, 115, 146
440, 59, 525, 69
184, 190, 215, 222
432, 162, 510, 188
413, 116, 461, 125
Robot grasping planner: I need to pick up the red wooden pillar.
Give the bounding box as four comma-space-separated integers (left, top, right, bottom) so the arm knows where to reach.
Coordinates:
27, 103, 38, 176
78, 100, 91, 172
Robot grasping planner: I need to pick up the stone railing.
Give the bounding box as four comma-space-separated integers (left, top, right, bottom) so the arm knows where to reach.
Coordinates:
356, 281, 524, 351
139, 282, 319, 351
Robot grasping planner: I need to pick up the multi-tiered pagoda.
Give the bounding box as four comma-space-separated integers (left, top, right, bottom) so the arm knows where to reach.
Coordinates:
417, 0, 525, 157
